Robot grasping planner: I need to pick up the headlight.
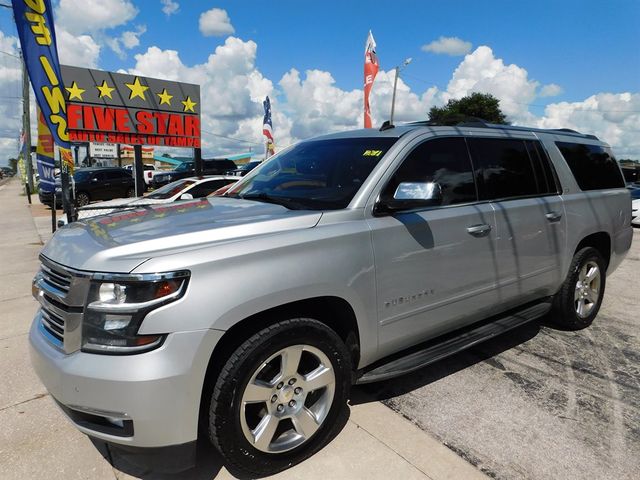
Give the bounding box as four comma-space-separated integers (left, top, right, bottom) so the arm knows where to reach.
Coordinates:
82, 271, 189, 354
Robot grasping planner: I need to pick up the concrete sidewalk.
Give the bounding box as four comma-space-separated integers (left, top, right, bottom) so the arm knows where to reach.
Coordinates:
0, 178, 487, 480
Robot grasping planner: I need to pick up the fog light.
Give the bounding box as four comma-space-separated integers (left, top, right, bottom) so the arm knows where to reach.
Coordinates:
106, 417, 124, 428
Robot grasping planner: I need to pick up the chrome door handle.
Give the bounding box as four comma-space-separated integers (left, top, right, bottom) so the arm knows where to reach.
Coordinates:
466, 224, 492, 237
545, 211, 562, 222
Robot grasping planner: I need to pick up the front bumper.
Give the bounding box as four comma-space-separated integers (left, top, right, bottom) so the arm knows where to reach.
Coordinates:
29, 315, 224, 448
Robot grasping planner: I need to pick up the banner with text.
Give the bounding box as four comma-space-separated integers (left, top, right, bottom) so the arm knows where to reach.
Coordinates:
61, 65, 201, 148
12, 0, 74, 184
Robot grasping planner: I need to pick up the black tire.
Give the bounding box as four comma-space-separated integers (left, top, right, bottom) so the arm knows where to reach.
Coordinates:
208, 318, 352, 478
126, 187, 136, 197
75, 191, 90, 207
551, 247, 606, 330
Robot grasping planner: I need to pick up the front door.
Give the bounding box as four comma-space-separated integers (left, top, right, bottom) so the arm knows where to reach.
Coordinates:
367, 137, 500, 356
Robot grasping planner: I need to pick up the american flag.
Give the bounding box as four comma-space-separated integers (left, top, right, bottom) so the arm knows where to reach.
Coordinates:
263, 96, 274, 142
263, 96, 275, 157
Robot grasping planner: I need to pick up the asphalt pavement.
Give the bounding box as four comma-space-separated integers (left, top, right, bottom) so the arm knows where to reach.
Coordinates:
360, 229, 640, 479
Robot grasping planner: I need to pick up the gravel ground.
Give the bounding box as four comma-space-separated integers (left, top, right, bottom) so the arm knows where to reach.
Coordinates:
357, 229, 640, 480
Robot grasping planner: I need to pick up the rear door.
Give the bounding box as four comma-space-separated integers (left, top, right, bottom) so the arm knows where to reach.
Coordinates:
367, 136, 500, 354
105, 170, 131, 198
467, 137, 567, 309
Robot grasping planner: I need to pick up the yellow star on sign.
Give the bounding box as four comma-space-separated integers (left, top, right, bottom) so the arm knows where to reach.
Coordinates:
156, 88, 173, 106
96, 80, 116, 99
124, 77, 149, 101
65, 81, 85, 101
181, 96, 197, 112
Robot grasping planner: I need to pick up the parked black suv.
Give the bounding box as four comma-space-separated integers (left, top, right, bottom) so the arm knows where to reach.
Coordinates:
39, 167, 135, 207
151, 159, 237, 187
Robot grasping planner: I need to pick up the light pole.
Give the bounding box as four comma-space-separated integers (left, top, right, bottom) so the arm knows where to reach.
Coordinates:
389, 57, 412, 125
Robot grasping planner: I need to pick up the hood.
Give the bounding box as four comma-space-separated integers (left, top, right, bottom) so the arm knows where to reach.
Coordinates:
41, 197, 322, 273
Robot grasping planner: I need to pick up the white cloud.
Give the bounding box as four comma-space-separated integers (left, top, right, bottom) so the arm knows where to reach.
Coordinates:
161, 0, 179, 16
128, 37, 277, 155
537, 93, 640, 158
199, 8, 235, 37
121, 25, 147, 49
127, 41, 639, 159
539, 83, 563, 97
56, 0, 138, 35
57, 28, 101, 67
422, 36, 472, 56
444, 46, 539, 123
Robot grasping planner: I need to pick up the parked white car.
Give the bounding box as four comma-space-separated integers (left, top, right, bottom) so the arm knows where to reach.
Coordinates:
632, 199, 640, 226
75, 176, 238, 220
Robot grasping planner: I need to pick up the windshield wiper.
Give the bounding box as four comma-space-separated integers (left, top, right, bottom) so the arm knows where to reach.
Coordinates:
239, 193, 306, 210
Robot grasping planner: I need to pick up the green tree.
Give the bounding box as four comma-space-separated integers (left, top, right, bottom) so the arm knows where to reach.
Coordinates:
428, 92, 509, 125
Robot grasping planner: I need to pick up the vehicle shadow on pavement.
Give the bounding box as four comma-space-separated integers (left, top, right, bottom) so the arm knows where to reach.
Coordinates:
351, 320, 542, 404
90, 401, 351, 479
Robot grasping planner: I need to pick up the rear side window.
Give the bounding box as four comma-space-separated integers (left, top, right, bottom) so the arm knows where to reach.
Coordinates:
525, 140, 560, 195
555, 142, 625, 190
467, 138, 537, 200
381, 137, 477, 206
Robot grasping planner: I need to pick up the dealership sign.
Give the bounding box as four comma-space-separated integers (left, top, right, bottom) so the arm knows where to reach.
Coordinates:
89, 142, 117, 158
61, 65, 201, 148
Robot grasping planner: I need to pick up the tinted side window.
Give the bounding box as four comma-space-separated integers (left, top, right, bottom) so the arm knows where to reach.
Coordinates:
555, 142, 625, 190
467, 138, 537, 200
381, 137, 477, 206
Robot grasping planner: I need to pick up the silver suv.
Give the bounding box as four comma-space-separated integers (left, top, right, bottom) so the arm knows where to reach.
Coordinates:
30, 122, 632, 476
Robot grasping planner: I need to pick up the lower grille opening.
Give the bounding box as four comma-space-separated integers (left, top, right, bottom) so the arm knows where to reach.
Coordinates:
55, 401, 134, 437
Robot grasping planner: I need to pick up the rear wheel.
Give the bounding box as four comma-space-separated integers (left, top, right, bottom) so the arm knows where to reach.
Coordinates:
126, 187, 135, 197
208, 318, 351, 477
551, 247, 606, 330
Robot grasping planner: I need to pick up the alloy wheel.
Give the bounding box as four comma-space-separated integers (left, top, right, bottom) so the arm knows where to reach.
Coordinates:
575, 260, 601, 318
239, 344, 335, 453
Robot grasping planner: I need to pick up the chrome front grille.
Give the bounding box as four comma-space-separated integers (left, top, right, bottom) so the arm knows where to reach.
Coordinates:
33, 257, 91, 353
40, 263, 72, 294
40, 308, 65, 344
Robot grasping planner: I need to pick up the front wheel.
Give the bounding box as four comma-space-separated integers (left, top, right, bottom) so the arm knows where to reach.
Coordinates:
75, 191, 90, 207
551, 246, 606, 330
208, 318, 351, 477
125, 187, 136, 198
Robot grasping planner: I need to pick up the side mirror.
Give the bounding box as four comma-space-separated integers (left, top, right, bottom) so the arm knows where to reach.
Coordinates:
180, 193, 194, 200
375, 181, 442, 215
394, 181, 442, 202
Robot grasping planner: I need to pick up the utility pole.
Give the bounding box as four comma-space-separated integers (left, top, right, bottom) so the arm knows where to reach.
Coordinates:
389, 57, 412, 126
21, 52, 34, 192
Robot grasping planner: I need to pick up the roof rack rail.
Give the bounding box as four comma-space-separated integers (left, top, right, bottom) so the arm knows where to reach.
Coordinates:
379, 120, 395, 131
403, 119, 599, 141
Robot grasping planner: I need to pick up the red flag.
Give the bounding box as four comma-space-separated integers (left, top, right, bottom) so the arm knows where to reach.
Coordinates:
363, 30, 379, 128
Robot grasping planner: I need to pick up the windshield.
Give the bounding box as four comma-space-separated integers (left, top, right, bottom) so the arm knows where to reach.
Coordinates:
175, 162, 193, 172
226, 137, 397, 210
146, 179, 196, 199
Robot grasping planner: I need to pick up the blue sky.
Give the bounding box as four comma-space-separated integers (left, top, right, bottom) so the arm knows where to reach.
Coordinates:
0, 0, 639, 162
94, 0, 640, 106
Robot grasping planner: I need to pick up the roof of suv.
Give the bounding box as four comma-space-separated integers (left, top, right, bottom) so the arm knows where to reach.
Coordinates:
314, 121, 601, 143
